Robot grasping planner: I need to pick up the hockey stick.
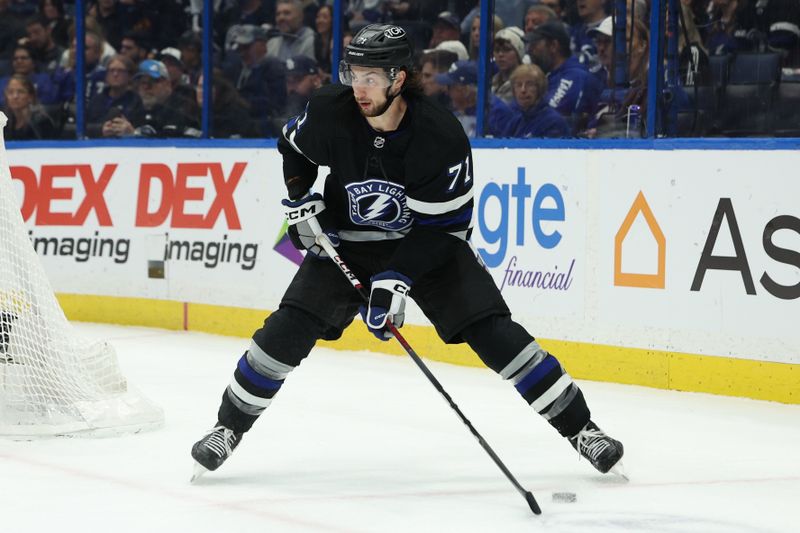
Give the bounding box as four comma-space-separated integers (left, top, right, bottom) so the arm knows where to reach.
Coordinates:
308, 223, 541, 515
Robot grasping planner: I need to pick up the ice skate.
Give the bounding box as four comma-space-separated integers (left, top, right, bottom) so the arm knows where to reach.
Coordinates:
569, 420, 625, 476
190, 424, 242, 482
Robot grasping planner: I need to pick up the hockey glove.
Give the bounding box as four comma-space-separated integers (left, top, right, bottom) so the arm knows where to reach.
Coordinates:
282, 193, 339, 258
360, 271, 412, 341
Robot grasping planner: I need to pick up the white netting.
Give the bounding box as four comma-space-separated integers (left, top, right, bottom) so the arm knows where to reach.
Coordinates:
0, 112, 164, 437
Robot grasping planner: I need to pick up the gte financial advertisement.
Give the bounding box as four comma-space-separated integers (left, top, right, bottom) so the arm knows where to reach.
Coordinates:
8, 147, 799, 363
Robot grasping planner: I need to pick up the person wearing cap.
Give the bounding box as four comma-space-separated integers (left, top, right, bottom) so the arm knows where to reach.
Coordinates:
86, 53, 144, 138
429, 11, 461, 49
492, 26, 525, 104
158, 46, 198, 118
425, 40, 469, 62
436, 59, 510, 138
110, 59, 198, 137
272, 54, 322, 131
526, 20, 602, 119
225, 23, 287, 136
267, 0, 315, 62
495, 63, 570, 138
569, 0, 608, 74
420, 48, 459, 106
583, 18, 652, 139
435, 59, 478, 136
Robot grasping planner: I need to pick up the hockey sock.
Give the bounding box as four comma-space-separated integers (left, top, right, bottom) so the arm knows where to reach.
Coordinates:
218, 342, 292, 433
218, 306, 325, 432
462, 315, 590, 438
500, 341, 590, 437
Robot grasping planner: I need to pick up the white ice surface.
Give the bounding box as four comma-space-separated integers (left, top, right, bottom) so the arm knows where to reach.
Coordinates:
1, 323, 798, 533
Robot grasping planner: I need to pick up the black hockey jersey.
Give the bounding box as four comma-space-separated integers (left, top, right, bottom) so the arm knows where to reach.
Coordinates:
277, 84, 475, 282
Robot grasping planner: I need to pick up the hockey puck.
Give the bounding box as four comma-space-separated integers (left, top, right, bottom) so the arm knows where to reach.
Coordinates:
552, 492, 577, 503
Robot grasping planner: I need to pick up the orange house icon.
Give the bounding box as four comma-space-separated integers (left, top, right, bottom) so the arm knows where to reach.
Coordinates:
614, 191, 666, 288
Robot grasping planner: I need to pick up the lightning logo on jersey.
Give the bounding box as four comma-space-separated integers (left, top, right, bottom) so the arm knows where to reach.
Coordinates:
346, 179, 412, 231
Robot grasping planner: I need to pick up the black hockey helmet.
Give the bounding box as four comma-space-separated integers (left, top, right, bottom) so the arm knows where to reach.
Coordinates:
340, 24, 414, 84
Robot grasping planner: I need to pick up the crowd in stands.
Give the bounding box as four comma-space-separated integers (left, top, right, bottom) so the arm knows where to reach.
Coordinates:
0, 0, 798, 141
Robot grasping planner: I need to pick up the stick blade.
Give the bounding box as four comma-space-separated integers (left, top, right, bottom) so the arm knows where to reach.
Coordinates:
525, 491, 542, 515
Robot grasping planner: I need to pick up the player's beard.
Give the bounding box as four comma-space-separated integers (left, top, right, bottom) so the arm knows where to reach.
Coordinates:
357, 87, 396, 118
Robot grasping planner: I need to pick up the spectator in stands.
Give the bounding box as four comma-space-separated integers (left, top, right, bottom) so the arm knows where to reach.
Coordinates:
524, 5, 559, 33
492, 26, 525, 104
737, 0, 800, 68
705, 0, 749, 56
436, 60, 477, 136
8, 1, 37, 19
196, 69, 261, 138
526, 21, 602, 117
216, 0, 275, 49
420, 48, 458, 106
0, 0, 27, 71
59, 16, 116, 69
124, 59, 199, 137
267, 0, 315, 62
85, 54, 143, 138
570, 0, 608, 75
119, 31, 149, 66
468, 13, 504, 60
89, 0, 124, 51
226, 24, 287, 136
3, 73, 55, 139
0, 44, 59, 106
676, 3, 710, 87
313, 4, 333, 77
178, 31, 202, 84
428, 39, 469, 61
157, 46, 198, 118
495, 63, 570, 138
429, 11, 461, 49
272, 54, 321, 130
584, 18, 650, 138
64, 29, 107, 99
24, 15, 64, 74
345, 0, 385, 27
38, 0, 70, 48
541, 0, 565, 21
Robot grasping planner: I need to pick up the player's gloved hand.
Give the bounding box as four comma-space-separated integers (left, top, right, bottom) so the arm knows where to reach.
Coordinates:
360, 271, 412, 341
281, 193, 339, 258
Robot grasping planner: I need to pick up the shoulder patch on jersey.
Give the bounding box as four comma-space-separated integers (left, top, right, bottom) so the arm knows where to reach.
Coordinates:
346, 179, 412, 231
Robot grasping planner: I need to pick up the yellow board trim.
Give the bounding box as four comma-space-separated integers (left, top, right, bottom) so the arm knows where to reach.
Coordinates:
57, 294, 799, 405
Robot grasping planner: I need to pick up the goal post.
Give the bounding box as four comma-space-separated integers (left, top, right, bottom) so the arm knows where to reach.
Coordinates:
0, 112, 164, 437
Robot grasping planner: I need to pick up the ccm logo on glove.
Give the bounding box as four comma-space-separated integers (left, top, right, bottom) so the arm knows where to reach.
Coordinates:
361, 271, 412, 341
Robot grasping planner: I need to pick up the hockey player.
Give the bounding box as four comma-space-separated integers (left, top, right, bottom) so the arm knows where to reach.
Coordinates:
191, 23, 624, 481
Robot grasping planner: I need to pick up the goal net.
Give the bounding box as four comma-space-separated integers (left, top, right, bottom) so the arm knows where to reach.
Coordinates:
0, 112, 164, 437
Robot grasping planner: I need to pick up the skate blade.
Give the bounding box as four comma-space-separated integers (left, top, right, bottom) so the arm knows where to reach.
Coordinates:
609, 460, 629, 481
190, 462, 208, 483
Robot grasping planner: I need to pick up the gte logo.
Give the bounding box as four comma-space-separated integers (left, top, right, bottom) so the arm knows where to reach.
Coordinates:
477, 166, 564, 268
691, 198, 800, 300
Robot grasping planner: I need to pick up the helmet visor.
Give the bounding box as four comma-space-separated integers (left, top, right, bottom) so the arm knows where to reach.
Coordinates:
339, 61, 393, 89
